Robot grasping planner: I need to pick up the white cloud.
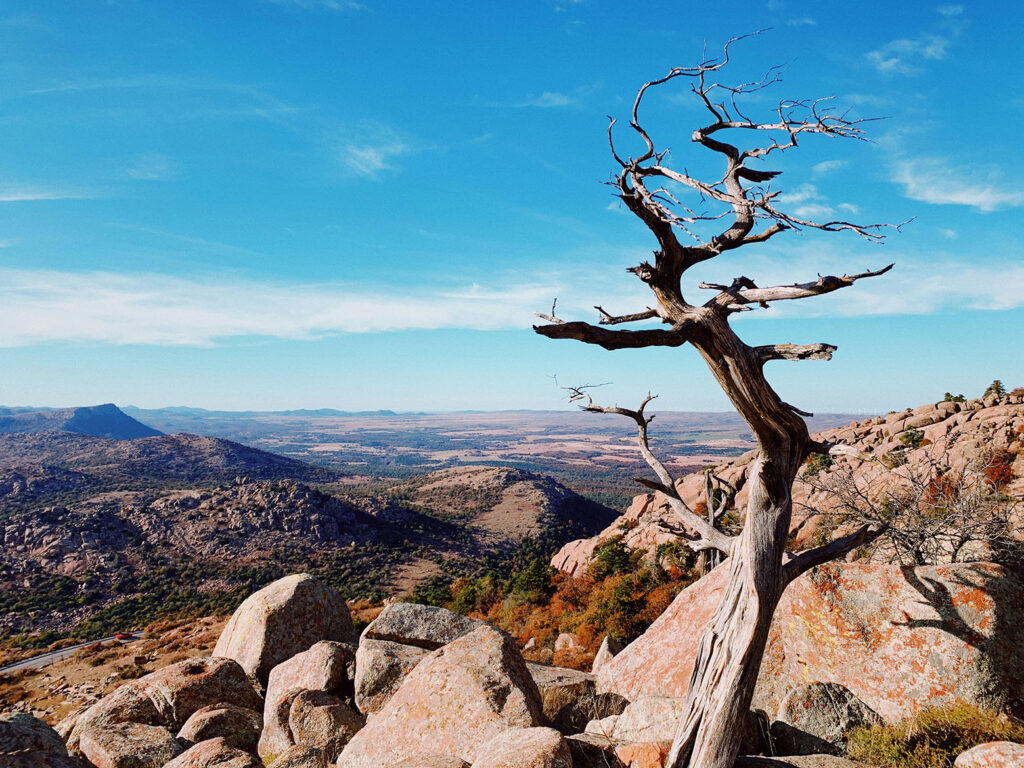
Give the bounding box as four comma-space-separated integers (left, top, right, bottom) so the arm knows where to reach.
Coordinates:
937, 5, 963, 17
891, 158, 1024, 212
939, 228, 958, 239
868, 35, 950, 75
335, 124, 420, 180
690, 241, 1024, 318
0, 269, 645, 347
786, 17, 817, 26
838, 202, 860, 216
127, 153, 177, 181
812, 160, 846, 176
513, 92, 576, 108
0, 186, 96, 202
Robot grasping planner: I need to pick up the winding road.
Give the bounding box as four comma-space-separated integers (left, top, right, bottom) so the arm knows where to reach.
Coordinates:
0, 633, 139, 676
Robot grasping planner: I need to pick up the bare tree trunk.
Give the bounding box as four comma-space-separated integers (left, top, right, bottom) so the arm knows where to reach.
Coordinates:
666, 320, 805, 768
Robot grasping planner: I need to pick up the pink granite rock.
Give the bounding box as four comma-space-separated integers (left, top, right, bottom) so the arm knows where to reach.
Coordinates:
214, 573, 354, 685
954, 741, 1024, 767
597, 561, 1024, 724
338, 626, 545, 767
470, 727, 572, 768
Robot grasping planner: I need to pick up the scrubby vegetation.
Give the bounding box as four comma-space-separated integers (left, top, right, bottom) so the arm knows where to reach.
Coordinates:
846, 702, 1024, 767
411, 533, 700, 669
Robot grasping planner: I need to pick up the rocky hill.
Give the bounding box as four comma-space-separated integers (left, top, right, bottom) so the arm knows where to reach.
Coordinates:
0, 432, 338, 505
552, 392, 1024, 576
0, 455, 615, 647
0, 404, 162, 440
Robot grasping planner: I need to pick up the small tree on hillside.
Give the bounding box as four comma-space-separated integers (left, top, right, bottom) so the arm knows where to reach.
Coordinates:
533, 38, 900, 768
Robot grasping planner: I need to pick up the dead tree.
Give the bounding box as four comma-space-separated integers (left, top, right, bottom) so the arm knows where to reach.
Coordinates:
533, 38, 897, 768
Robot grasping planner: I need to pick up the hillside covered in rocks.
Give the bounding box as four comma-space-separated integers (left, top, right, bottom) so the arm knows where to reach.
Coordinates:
552, 392, 1024, 577
0, 430, 615, 649
5, 569, 1023, 768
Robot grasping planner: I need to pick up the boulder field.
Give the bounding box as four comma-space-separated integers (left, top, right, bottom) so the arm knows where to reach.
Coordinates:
3, 568, 1022, 768
552, 393, 1024, 576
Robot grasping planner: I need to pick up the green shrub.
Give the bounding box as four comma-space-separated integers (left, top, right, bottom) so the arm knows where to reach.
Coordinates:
901, 428, 925, 449
590, 536, 637, 580
846, 702, 1024, 768
804, 453, 833, 477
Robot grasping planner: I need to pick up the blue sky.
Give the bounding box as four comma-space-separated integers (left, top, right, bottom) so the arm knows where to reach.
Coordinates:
0, 1, 1021, 413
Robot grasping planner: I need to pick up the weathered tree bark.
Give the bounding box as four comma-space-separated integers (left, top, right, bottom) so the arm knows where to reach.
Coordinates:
533, 36, 893, 768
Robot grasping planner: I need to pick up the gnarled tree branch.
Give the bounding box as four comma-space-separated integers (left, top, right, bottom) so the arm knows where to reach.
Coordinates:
782, 523, 889, 583
565, 386, 735, 556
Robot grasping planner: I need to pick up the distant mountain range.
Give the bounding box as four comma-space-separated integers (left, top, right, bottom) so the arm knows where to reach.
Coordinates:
0, 404, 162, 440
0, 407, 618, 646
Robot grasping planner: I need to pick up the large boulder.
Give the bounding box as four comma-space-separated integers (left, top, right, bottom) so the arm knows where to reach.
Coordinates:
288, 691, 364, 760
162, 737, 263, 768
214, 573, 354, 685
527, 663, 627, 734
770, 683, 881, 756
338, 626, 546, 767
68, 657, 260, 752
0, 712, 68, 755
270, 744, 333, 768
585, 695, 684, 746
259, 641, 359, 761
470, 727, 572, 768
78, 722, 182, 768
954, 741, 1024, 767
176, 703, 262, 752
598, 562, 1024, 723
353, 639, 429, 715
361, 603, 485, 649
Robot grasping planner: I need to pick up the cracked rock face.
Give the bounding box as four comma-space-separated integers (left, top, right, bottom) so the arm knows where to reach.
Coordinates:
77, 722, 182, 768
339, 626, 545, 768
597, 560, 1024, 725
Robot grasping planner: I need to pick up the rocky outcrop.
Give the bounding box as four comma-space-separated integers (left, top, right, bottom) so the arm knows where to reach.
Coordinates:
954, 741, 1024, 767
0, 712, 69, 755
353, 603, 485, 714
214, 574, 354, 685
270, 744, 333, 768
362, 602, 485, 649
554, 394, 1024, 575
176, 703, 262, 753
77, 722, 182, 768
259, 640, 358, 760
353, 639, 428, 715
338, 626, 546, 767
527, 663, 626, 734
597, 561, 1024, 723
162, 737, 263, 768
288, 691, 363, 760
770, 683, 881, 756
67, 657, 260, 752
470, 727, 572, 768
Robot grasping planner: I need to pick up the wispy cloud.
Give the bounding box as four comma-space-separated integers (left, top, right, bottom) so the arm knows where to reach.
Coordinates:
694, 242, 1024, 318
937, 5, 963, 17
126, 153, 177, 181
335, 124, 420, 180
0, 269, 606, 347
512, 91, 576, 108
0, 185, 96, 202
786, 17, 816, 26
868, 34, 950, 75
891, 158, 1024, 212
267, 0, 364, 10
812, 160, 845, 176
